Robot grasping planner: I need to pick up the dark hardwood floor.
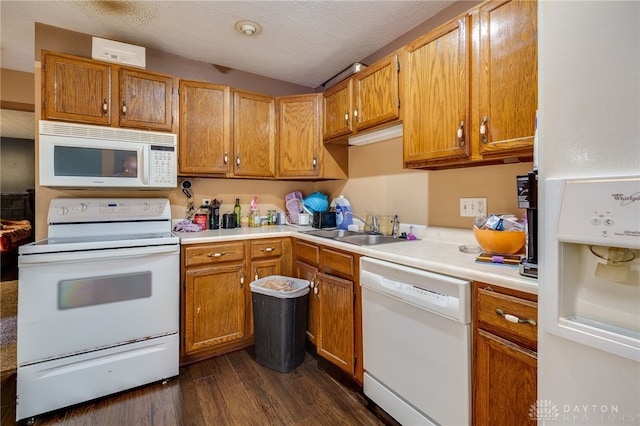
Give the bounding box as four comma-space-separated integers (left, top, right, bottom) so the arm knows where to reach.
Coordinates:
1, 348, 392, 426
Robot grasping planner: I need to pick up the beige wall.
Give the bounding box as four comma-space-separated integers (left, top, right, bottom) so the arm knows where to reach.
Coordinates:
1, 69, 35, 106
316, 137, 533, 229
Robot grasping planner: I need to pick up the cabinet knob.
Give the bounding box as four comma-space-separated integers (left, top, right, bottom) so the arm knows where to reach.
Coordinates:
457, 121, 465, 147
122, 101, 127, 117
240, 270, 245, 287
480, 116, 488, 144
312, 155, 317, 169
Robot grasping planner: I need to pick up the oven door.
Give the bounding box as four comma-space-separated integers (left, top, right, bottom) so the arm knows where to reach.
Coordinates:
17, 244, 179, 365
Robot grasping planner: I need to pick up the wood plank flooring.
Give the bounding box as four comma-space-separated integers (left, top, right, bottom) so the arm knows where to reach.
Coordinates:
1, 348, 392, 425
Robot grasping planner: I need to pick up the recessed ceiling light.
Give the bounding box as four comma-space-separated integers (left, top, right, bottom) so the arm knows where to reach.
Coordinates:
235, 20, 262, 36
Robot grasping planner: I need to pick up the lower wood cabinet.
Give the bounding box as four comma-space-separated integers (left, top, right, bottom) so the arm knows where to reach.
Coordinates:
472, 281, 538, 426
180, 237, 290, 365
293, 239, 363, 383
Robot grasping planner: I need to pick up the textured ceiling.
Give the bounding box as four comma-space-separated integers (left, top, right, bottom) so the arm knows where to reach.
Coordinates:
0, 0, 454, 88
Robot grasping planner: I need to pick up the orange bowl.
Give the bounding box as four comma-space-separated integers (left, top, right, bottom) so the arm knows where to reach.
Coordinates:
473, 228, 525, 254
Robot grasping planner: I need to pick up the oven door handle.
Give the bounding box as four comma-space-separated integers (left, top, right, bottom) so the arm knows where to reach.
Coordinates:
19, 245, 179, 265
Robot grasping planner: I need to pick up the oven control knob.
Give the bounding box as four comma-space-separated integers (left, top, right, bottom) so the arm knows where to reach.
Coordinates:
57, 207, 68, 216
141, 203, 150, 211
76, 203, 88, 212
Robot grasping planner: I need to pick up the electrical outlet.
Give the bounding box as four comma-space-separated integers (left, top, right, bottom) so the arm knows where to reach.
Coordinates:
202, 198, 211, 207
460, 197, 487, 217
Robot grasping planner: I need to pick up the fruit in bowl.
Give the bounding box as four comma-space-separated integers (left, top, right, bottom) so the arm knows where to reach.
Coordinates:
473, 227, 525, 254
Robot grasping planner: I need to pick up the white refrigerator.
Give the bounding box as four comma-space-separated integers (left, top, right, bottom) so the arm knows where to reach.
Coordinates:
538, 1, 640, 425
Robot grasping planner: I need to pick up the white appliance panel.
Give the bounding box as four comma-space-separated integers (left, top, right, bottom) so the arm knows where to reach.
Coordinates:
16, 334, 178, 421
18, 245, 179, 364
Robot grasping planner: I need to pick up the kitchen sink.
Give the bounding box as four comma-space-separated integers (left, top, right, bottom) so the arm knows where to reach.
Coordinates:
301, 229, 361, 239
300, 229, 410, 246
334, 234, 404, 246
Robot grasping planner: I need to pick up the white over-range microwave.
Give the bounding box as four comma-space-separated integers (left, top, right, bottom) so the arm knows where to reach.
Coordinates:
39, 120, 177, 189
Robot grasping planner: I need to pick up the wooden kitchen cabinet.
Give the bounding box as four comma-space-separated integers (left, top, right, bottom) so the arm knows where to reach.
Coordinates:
404, 16, 470, 165
178, 80, 232, 175
323, 50, 402, 143
277, 93, 322, 178
182, 242, 247, 363
403, 0, 536, 169
352, 50, 402, 133
472, 0, 537, 157
42, 51, 112, 125
293, 239, 362, 382
472, 281, 538, 426
118, 67, 175, 132
41, 50, 177, 132
232, 90, 277, 178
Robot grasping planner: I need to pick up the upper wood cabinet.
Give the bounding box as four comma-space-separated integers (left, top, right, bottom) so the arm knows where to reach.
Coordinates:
472, 0, 537, 156
352, 51, 402, 132
323, 50, 402, 143
323, 78, 353, 141
178, 80, 232, 176
404, 17, 470, 165
41, 51, 176, 132
403, 0, 536, 169
118, 68, 175, 132
42, 52, 112, 126
233, 90, 277, 178
277, 93, 322, 178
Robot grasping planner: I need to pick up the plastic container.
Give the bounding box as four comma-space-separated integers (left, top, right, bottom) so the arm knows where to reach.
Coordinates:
335, 195, 353, 230
250, 276, 310, 373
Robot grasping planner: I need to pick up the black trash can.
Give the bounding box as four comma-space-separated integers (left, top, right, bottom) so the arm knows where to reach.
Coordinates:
250, 275, 310, 373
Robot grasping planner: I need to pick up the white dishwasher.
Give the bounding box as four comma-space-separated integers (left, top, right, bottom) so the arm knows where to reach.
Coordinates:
360, 257, 471, 426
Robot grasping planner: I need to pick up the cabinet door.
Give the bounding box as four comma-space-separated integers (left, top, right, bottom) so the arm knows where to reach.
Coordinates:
119, 68, 174, 131
353, 52, 400, 132
474, 0, 537, 155
178, 80, 231, 175
250, 258, 283, 282
323, 78, 353, 141
296, 260, 319, 344
404, 17, 470, 165
316, 272, 355, 375
277, 94, 322, 178
42, 52, 112, 125
233, 90, 276, 178
473, 329, 537, 426
184, 263, 246, 354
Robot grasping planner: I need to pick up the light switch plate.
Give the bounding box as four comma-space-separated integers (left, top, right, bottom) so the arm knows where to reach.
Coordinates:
460, 197, 487, 217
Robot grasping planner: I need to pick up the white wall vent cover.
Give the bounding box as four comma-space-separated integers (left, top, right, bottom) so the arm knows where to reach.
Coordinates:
92, 37, 146, 68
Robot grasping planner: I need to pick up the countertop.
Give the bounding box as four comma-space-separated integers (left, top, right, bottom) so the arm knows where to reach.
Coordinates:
176, 225, 538, 295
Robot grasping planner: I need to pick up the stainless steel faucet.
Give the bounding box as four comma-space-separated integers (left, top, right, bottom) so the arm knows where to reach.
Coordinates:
347, 212, 379, 234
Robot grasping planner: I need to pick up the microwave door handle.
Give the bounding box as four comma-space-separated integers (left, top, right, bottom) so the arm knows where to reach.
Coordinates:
141, 146, 149, 185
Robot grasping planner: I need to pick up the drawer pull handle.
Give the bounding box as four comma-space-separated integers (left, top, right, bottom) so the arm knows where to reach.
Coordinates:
260, 247, 275, 253
208, 252, 226, 258
495, 309, 536, 326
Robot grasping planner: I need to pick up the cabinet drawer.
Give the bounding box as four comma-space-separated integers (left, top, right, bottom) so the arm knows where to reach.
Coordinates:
321, 247, 355, 279
295, 240, 320, 266
250, 239, 283, 259
476, 286, 537, 351
184, 242, 245, 267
